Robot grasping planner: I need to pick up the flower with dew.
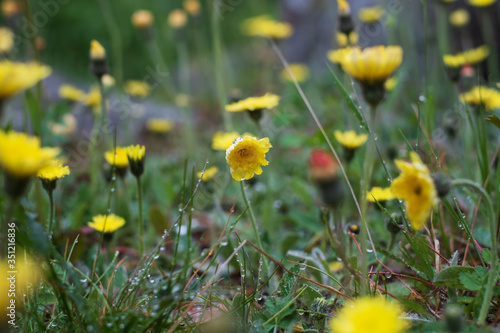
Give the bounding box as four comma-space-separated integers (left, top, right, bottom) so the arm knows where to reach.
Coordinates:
329, 297, 408, 333
197, 166, 219, 181
241, 15, 293, 39
126, 144, 146, 177
334, 130, 368, 150
460, 86, 500, 111
384, 77, 398, 91
124, 80, 151, 98
462, 45, 489, 65
226, 136, 272, 181
467, 0, 496, 6
281, 63, 309, 83
212, 131, 241, 150
358, 6, 385, 23
183, 0, 201, 16
146, 118, 174, 134
168, 9, 187, 29
131, 9, 154, 29
59, 84, 85, 102
390, 152, 438, 230
104, 147, 129, 168
88, 214, 126, 233
0, 61, 51, 102
225, 93, 280, 112
449, 9, 469, 27
367, 186, 395, 202
0, 27, 14, 53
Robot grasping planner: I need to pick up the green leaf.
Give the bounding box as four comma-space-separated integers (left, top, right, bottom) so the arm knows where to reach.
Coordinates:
300, 285, 322, 308
278, 264, 301, 297
24, 90, 43, 136
485, 115, 500, 129
433, 266, 475, 288
459, 266, 489, 291
258, 297, 297, 332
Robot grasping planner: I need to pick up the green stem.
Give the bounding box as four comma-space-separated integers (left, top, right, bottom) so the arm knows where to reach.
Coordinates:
48, 189, 55, 236
98, 79, 112, 149
479, 9, 498, 81
137, 176, 144, 256
451, 178, 497, 325
97, 0, 123, 84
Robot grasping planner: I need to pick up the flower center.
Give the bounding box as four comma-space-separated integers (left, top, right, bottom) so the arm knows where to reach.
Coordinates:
414, 185, 422, 196
238, 148, 248, 157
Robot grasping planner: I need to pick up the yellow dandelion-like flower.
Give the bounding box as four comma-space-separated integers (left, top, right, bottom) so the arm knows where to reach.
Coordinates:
226, 136, 272, 181
241, 15, 293, 39
131, 9, 154, 29
124, 80, 151, 98
90, 40, 106, 60
336, 32, 349, 47
212, 131, 241, 150
460, 86, 500, 111
101, 74, 115, 87
358, 6, 385, 23
330, 297, 408, 333
334, 130, 368, 149
341, 45, 403, 84
88, 214, 125, 233
384, 77, 398, 91
0, 61, 51, 101
126, 145, 145, 163
462, 45, 489, 65
281, 63, 310, 83
59, 84, 85, 102
197, 166, 219, 181
225, 93, 280, 112
37, 160, 70, 182
443, 54, 466, 68
0, 130, 60, 178
327, 47, 356, 66
183, 0, 201, 16
367, 186, 395, 202
104, 147, 129, 168
338, 0, 351, 15
145, 118, 174, 133
348, 31, 358, 45
467, 0, 496, 6
391, 152, 438, 230
449, 9, 469, 27
168, 9, 187, 29
0, 27, 14, 53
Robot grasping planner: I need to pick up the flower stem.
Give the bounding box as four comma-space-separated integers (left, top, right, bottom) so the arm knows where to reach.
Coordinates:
136, 176, 145, 256
451, 178, 497, 325
47, 189, 55, 236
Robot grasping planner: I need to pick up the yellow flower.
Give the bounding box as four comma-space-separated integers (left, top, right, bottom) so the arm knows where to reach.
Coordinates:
126, 145, 145, 162
340, 45, 403, 84
334, 130, 368, 149
212, 131, 240, 150
468, 0, 496, 6
0, 61, 51, 101
338, 0, 350, 15
327, 47, 355, 65
88, 214, 125, 233
197, 166, 218, 181
367, 187, 395, 202
0, 130, 60, 178
90, 40, 106, 60
336, 32, 348, 47
124, 80, 151, 98
104, 147, 129, 168
449, 9, 469, 27
38, 161, 70, 182
330, 297, 408, 333
145, 118, 174, 133
281, 63, 309, 83
443, 54, 466, 68
462, 45, 489, 65
241, 15, 293, 39
390, 152, 438, 230
59, 84, 85, 102
225, 93, 280, 112
131, 10, 154, 29
183, 0, 201, 16
460, 86, 500, 111
384, 77, 398, 91
0, 27, 14, 53
226, 136, 272, 181
83, 86, 102, 114
358, 6, 385, 23
348, 31, 359, 45
168, 9, 187, 29
101, 74, 115, 87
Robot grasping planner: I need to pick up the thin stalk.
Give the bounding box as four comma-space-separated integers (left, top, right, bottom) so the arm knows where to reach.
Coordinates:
98, 79, 112, 149
47, 189, 55, 236
97, 0, 123, 84
479, 9, 498, 81
137, 176, 144, 256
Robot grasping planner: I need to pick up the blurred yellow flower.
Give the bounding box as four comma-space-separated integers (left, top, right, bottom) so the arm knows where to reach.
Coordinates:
462, 45, 489, 65
0, 130, 60, 178
197, 166, 219, 181
212, 131, 240, 150
327, 47, 355, 66
183, 0, 201, 16
384, 77, 398, 91
334, 130, 368, 149
126, 145, 145, 163
131, 9, 154, 29
90, 40, 106, 60
336, 32, 348, 47
38, 161, 70, 182
88, 214, 125, 233
460, 86, 500, 111
168, 9, 187, 29
281, 63, 309, 83
104, 147, 129, 168
449, 9, 469, 27
358, 6, 385, 23
0, 61, 51, 101
329, 261, 344, 272
338, 0, 350, 15
391, 152, 438, 230
329, 297, 408, 333
367, 186, 395, 202
101, 74, 115, 87
59, 84, 85, 102
145, 118, 174, 133
83, 86, 102, 114
443, 54, 466, 68
49, 114, 77, 136
225, 93, 280, 112
226, 136, 272, 181
124, 80, 151, 98
468, 0, 496, 6
0, 27, 13, 53
241, 15, 293, 39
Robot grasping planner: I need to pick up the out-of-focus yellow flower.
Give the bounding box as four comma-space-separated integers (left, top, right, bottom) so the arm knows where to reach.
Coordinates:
329, 297, 408, 333
212, 131, 240, 150
1, 0, 22, 17
241, 15, 293, 40
197, 166, 218, 181
358, 6, 385, 23
131, 9, 154, 29
168, 9, 187, 29
101, 74, 115, 87
334, 130, 368, 149
226, 136, 272, 181
341, 45, 403, 84
145, 118, 174, 133
83, 86, 102, 114
329, 261, 344, 272
336, 32, 358, 46
90, 40, 106, 60
49, 114, 77, 136
59, 84, 85, 102
104, 147, 129, 168
367, 186, 395, 202
126, 144, 145, 177
460, 86, 500, 111
225, 93, 280, 112
281, 63, 309, 83
338, 0, 350, 15
391, 152, 438, 230
0, 61, 51, 101
327, 47, 355, 66
384, 77, 398, 91
467, 0, 496, 6
449, 9, 469, 27
124, 80, 151, 98
183, 0, 200, 16
88, 214, 125, 233
443, 54, 466, 68
0, 27, 13, 53
37, 159, 70, 182
462, 45, 489, 65
0, 130, 60, 179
